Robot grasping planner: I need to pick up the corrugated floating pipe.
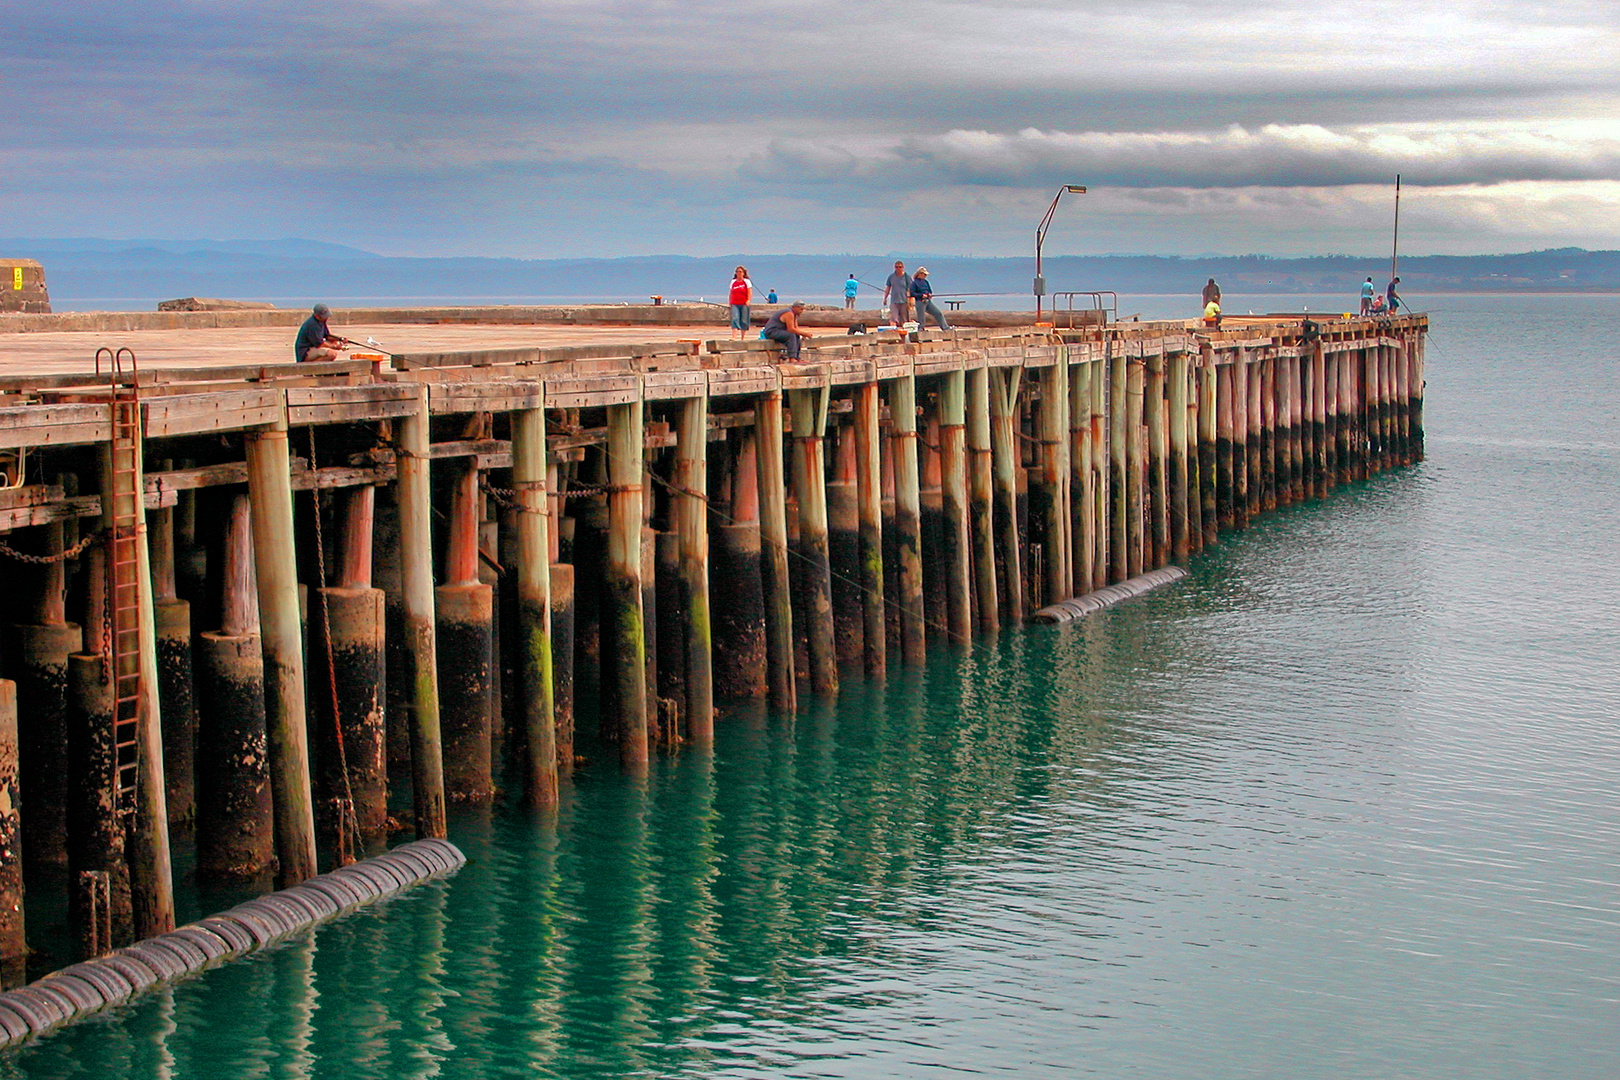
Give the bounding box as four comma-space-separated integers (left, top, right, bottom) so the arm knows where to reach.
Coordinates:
1030, 566, 1189, 624
0, 838, 465, 1049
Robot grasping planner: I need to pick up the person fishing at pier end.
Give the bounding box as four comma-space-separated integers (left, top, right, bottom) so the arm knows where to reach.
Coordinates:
1360, 277, 1376, 316
1202, 298, 1222, 329
910, 267, 951, 331
883, 261, 913, 327
1202, 277, 1221, 308
844, 272, 859, 310
295, 302, 347, 362
1385, 277, 1403, 315
728, 265, 754, 340
763, 302, 816, 360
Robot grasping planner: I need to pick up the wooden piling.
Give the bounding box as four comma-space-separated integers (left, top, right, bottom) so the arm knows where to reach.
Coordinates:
1088, 357, 1108, 591
1289, 355, 1306, 501
437, 460, 494, 801
397, 384, 446, 839
150, 501, 197, 828
195, 493, 274, 883
890, 375, 928, 658
1036, 362, 1071, 602
853, 383, 889, 672
827, 429, 862, 666
1312, 342, 1330, 498
754, 389, 797, 712
509, 404, 558, 802
65, 651, 132, 947
1069, 357, 1095, 596
606, 395, 651, 761
788, 386, 839, 693
1259, 356, 1277, 510
1109, 348, 1129, 583
1232, 349, 1250, 528
1197, 348, 1218, 546
938, 370, 973, 641
988, 368, 1025, 620
1216, 359, 1235, 531
1146, 354, 1169, 569
1246, 355, 1264, 519
549, 563, 575, 768
965, 368, 997, 631
1410, 334, 1426, 462
98, 435, 174, 936
1168, 352, 1191, 562
673, 394, 714, 742
1124, 353, 1146, 577
0, 681, 21, 986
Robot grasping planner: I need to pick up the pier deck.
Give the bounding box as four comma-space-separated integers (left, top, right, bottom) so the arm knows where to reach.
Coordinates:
0, 305, 1426, 1023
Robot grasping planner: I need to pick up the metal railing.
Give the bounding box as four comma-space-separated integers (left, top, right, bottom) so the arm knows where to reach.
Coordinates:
1050, 291, 1118, 327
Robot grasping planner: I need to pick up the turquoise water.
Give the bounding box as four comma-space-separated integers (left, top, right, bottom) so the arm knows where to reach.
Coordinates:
6, 295, 1618, 1078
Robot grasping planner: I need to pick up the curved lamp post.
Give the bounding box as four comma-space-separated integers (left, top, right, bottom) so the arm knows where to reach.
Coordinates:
1034, 184, 1087, 323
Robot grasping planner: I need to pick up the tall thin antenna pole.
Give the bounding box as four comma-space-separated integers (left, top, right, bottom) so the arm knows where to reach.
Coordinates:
1390, 173, 1402, 283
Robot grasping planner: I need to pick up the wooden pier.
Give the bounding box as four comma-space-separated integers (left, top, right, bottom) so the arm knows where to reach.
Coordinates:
0, 309, 1426, 981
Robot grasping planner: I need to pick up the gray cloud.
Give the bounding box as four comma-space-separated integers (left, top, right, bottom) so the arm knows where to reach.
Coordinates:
2, 0, 1619, 255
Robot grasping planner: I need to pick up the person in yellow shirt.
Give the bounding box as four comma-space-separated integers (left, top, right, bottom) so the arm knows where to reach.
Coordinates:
1202, 299, 1222, 329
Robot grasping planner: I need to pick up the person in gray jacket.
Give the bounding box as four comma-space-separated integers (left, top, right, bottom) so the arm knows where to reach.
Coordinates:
882, 261, 913, 326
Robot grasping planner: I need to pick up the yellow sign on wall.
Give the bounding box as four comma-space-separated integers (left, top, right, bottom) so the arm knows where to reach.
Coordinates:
10, 268, 20, 291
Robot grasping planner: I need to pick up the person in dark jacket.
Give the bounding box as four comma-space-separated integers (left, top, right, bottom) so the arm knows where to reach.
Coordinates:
909, 267, 950, 330
1201, 278, 1221, 307
762, 302, 815, 360
295, 303, 346, 362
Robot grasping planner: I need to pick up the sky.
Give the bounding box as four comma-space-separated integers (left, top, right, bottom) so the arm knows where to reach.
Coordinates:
4, 1, 1619, 258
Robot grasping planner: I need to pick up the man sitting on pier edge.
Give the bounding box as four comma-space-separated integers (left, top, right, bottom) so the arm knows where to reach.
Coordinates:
295, 302, 348, 362
762, 302, 816, 360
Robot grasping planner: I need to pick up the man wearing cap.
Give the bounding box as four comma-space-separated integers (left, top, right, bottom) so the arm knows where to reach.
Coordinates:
295, 303, 347, 362
762, 302, 816, 360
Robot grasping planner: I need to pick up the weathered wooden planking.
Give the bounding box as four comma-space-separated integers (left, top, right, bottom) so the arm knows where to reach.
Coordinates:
706, 366, 779, 398
643, 370, 708, 400
287, 384, 419, 425
143, 389, 282, 437
0, 403, 111, 449
0, 494, 101, 530
0, 483, 62, 511
429, 381, 545, 415
544, 374, 641, 410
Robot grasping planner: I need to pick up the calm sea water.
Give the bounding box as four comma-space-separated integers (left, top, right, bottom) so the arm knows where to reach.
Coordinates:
6, 294, 1617, 1078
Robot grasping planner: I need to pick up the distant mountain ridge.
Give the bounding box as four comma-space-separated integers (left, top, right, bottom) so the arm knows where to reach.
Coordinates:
3, 240, 1616, 306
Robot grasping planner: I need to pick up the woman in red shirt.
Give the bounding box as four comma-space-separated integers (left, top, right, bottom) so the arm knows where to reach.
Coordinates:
729, 266, 754, 340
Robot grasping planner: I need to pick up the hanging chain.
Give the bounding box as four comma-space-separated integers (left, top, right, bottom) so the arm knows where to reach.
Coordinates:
0, 527, 107, 564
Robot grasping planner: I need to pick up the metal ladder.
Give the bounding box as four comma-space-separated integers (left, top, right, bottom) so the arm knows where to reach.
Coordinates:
97, 347, 144, 811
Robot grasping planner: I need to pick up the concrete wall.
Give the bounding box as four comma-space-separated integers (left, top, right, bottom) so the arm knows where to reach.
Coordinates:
0, 261, 50, 315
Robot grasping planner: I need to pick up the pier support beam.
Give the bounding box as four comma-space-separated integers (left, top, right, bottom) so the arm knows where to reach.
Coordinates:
673, 395, 713, 743
1247, 354, 1264, 519
437, 459, 494, 801
607, 395, 651, 761
854, 383, 889, 672
1088, 357, 1108, 592
1232, 349, 1250, 528
890, 375, 927, 659
1216, 359, 1235, 531
246, 411, 317, 886
1146, 354, 1169, 569
712, 433, 766, 700
0, 681, 19, 985
828, 427, 862, 667
1035, 361, 1071, 604
988, 368, 1024, 622
1168, 352, 1191, 563
1196, 347, 1218, 547
398, 386, 446, 839
755, 389, 797, 712
966, 368, 997, 629
1125, 353, 1145, 577
789, 386, 839, 693
1312, 342, 1329, 498
13, 525, 79, 875
150, 502, 197, 826
1070, 359, 1095, 596
938, 371, 973, 641
195, 492, 274, 883
1109, 349, 1129, 583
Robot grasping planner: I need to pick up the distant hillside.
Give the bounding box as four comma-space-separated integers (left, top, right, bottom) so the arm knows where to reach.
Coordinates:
3, 240, 1617, 307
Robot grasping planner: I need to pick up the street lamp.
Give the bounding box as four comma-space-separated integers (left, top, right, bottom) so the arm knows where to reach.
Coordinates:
1034, 184, 1087, 323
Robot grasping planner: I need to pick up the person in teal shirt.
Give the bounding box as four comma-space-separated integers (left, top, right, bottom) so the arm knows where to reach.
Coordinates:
766, 288, 778, 305
1360, 277, 1375, 316
844, 274, 859, 309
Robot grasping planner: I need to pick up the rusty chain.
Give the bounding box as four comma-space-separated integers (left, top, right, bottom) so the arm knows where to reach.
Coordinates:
0, 527, 108, 564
